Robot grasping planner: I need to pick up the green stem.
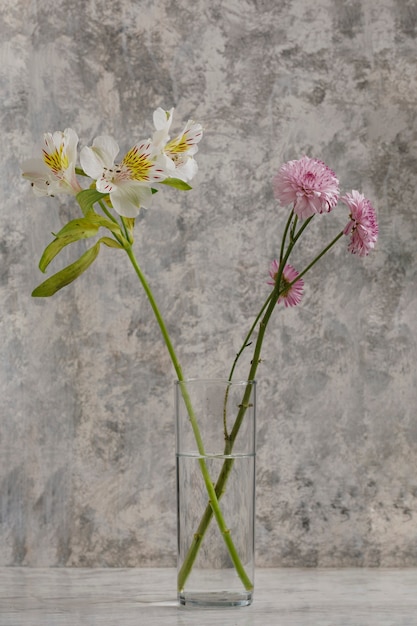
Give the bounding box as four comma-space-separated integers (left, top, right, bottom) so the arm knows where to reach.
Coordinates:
225, 216, 307, 398
295, 230, 344, 284
125, 246, 184, 381
222, 291, 273, 437
290, 214, 299, 243
124, 245, 253, 592
120, 217, 134, 245
279, 210, 294, 263
226, 229, 345, 446
98, 200, 121, 226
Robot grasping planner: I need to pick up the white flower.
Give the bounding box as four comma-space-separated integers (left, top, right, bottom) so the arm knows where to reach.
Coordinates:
80, 135, 166, 218
152, 107, 175, 151
152, 108, 203, 182
21, 128, 81, 196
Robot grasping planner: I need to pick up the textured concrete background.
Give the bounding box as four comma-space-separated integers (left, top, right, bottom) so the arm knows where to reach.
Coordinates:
1, 0, 416, 567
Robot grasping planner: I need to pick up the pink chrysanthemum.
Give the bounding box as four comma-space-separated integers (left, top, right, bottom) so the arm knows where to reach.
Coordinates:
268, 260, 304, 308
273, 156, 340, 220
341, 190, 378, 256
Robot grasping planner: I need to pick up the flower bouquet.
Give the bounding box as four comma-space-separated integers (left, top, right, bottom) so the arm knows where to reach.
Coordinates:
21, 108, 378, 607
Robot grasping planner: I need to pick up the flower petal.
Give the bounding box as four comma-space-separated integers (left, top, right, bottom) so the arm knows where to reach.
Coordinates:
153, 107, 174, 131
341, 190, 378, 256
268, 260, 304, 307
21, 157, 50, 179
92, 135, 120, 164
21, 158, 67, 196
174, 156, 198, 182
79, 146, 104, 180
61, 128, 79, 167
110, 182, 153, 217
80, 135, 120, 180
273, 156, 340, 218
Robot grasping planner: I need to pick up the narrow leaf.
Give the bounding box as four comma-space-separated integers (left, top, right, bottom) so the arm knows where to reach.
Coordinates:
76, 189, 108, 216
160, 178, 192, 191
88, 215, 125, 239
39, 214, 128, 273
32, 243, 101, 297
98, 236, 124, 249
39, 219, 100, 273
56, 218, 100, 239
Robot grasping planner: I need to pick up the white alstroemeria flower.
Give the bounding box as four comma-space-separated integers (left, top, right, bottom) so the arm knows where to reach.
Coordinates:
150, 107, 203, 182
21, 128, 82, 196
152, 107, 175, 152
80, 136, 166, 218
161, 119, 203, 182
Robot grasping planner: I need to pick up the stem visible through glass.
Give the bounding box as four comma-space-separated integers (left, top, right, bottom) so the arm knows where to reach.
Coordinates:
124, 245, 254, 592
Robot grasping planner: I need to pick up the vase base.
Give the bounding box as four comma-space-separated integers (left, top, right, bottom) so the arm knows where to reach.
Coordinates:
178, 590, 253, 608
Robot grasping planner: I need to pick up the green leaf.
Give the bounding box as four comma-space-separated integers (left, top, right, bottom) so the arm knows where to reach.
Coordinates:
98, 236, 124, 249
87, 215, 125, 239
32, 242, 101, 297
76, 189, 108, 216
39, 219, 101, 273
39, 236, 94, 274
160, 178, 192, 191
39, 215, 128, 273
55, 218, 101, 239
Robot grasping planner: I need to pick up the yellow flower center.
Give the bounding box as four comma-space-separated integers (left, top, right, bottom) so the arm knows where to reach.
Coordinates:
165, 134, 189, 155
122, 145, 153, 182
43, 146, 68, 175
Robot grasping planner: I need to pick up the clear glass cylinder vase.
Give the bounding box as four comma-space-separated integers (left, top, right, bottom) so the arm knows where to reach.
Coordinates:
175, 378, 256, 608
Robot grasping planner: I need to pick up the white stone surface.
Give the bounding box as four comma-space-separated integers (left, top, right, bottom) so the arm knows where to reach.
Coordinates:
1, 567, 417, 626
1, 0, 417, 567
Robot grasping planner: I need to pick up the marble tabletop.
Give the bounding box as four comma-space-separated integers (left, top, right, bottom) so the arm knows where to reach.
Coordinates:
1, 567, 417, 626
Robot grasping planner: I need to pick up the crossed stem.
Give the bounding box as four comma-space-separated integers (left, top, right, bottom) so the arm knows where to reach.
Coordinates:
125, 212, 345, 593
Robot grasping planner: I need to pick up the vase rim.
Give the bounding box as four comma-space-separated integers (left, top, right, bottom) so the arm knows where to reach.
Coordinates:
175, 378, 256, 386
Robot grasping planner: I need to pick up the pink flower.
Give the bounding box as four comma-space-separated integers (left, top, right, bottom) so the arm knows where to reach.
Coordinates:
273, 156, 340, 219
268, 260, 304, 307
341, 190, 378, 256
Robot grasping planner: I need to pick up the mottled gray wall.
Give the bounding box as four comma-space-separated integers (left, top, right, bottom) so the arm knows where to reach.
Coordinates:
1, 0, 416, 567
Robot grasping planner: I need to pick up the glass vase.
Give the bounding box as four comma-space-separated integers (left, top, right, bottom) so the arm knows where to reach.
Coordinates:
175, 378, 256, 608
